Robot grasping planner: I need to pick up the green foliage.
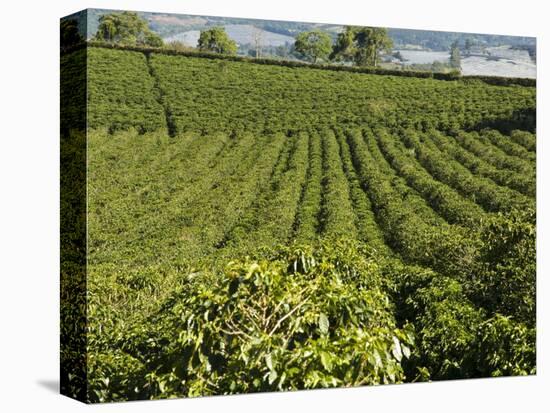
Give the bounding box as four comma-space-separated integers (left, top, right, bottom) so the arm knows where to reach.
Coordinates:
510, 130, 536, 152
428, 130, 535, 197
474, 209, 536, 324
319, 129, 357, 238
94, 11, 163, 47
355, 27, 394, 67
294, 130, 323, 242
224, 132, 309, 250
331, 26, 393, 67
400, 129, 533, 213
198, 27, 238, 55
406, 60, 454, 73
474, 315, 535, 376
87, 42, 536, 86
163, 40, 195, 53
87, 48, 165, 132
64, 45, 537, 401
60, 48, 87, 131
330, 26, 357, 63
294, 30, 333, 63
466, 75, 535, 87
333, 128, 388, 251
481, 129, 536, 162
454, 130, 534, 176
375, 128, 486, 226
60, 129, 87, 401
386, 262, 535, 380
345, 128, 481, 278
134, 49, 536, 135
88, 241, 414, 401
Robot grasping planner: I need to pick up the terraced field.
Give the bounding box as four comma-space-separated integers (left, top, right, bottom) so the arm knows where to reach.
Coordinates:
61, 45, 536, 402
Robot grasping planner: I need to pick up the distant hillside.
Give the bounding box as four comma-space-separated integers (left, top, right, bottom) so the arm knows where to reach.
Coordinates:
164, 24, 295, 48
74, 8, 535, 50
389, 28, 535, 51
80, 8, 340, 41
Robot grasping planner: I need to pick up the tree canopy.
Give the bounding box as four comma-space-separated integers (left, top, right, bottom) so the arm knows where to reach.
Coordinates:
94, 11, 163, 47
330, 26, 358, 62
294, 30, 333, 63
197, 27, 238, 55
331, 26, 393, 67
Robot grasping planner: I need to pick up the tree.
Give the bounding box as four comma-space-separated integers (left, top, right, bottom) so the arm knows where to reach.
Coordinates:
330, 26, 393, 67
275, 45, 290, 58
465, 38, 474, 56
94, 11, 163, 47
330, 26, 358, 62
450, 40, 462, 70
253, 26, 263, 58
355, 27, 393, 66
294, 30, 333, 63
197, 27, 237, 55
61, 19, 84, 51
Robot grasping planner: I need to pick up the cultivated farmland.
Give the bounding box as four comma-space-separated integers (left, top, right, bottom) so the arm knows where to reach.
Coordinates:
61, 45, 536, 402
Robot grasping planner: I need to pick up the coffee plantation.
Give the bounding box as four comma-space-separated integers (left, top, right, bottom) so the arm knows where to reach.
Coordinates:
61, 44, 536, 402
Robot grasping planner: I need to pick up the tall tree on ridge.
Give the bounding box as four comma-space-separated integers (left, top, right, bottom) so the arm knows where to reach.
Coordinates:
294, 30, 333, 63
94, 11, 163, 47
331, 26, 393, 67
197, 27, 238, 55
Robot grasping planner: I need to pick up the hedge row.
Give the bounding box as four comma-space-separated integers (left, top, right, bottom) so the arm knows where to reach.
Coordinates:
85, 41, 536, 87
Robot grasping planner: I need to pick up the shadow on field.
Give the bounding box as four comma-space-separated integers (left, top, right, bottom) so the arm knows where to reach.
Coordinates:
469, 107, 536, 134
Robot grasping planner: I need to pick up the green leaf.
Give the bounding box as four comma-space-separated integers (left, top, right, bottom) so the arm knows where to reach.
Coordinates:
320, 351, 332, 371
268, 370, 278, 385
319, 313, 330, 334
372, 348, 382, 368
265, 353, 273, 371
392, 336, 403, 362
278, 372, 286, 389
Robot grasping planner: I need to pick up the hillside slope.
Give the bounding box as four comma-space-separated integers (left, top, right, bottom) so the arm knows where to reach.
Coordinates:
62, 46, 536, 402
